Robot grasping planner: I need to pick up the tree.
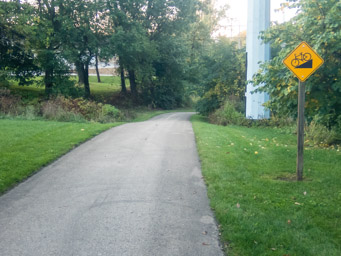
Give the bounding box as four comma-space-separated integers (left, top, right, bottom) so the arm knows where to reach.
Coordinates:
195, 37, 246, 115
0, 1, 38, 86
253, 0, 341, 127
25, 0, 75, 96
59, 0, 107, 98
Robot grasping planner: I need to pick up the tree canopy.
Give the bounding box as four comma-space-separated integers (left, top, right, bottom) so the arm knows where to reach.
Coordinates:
253, 0, 341, 126
1, 0, 220, 107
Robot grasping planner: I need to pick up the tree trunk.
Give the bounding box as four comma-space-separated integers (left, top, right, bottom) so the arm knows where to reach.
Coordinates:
84, 62, 90, 98
120, 66, 127, 94
128, 69, 137, 98
95, 54, 101, 83
75, 61, 85, 85
44, 68, 53, 98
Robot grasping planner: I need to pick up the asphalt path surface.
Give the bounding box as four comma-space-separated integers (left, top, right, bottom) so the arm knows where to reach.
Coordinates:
0, 112, 223, 256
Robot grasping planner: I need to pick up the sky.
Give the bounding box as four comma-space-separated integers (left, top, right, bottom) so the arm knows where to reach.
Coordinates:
215, 0, 299, 37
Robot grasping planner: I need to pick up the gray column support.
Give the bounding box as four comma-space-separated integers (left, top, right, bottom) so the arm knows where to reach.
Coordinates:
246, 0, 270, 119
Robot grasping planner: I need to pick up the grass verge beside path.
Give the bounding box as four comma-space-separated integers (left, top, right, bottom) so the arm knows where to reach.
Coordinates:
191, 115, 341, 256
0, 110, 193, 195
0, 119, 121, 194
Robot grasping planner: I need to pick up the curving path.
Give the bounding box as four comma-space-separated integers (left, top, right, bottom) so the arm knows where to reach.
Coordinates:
0, 112, 223, 256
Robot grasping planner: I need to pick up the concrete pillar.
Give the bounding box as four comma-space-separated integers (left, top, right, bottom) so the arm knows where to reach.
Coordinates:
246, 0, 270, 119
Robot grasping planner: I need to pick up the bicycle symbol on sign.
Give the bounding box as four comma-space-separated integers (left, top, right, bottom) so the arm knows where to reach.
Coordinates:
291, 52, 312, 67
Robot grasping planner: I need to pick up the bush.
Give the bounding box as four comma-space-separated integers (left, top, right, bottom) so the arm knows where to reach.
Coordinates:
41, 99, 85, 122
40, 96, 122, 123
99, 104, 123, 123
195, 95, 220, 116
0, 88, 22, 115
209, 100, 250, 126
305, 117, 341, 146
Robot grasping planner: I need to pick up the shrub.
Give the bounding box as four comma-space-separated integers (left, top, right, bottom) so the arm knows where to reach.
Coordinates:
195, 95, 220, 116
0, 88, 22, 115
305, 118, 341, 146
99, 104, 123, 123
41, 99, 85, 122
40, 96, 122, 123
209, 100, 250, 126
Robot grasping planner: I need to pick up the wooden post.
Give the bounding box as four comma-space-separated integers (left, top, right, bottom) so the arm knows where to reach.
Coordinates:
296, 81, 305, 181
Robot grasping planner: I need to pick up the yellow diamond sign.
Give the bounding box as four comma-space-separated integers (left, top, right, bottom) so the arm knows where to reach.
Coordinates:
283, 41, 324, 82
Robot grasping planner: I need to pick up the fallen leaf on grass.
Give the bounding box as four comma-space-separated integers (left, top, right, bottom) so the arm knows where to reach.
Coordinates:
287, 220, 291, 224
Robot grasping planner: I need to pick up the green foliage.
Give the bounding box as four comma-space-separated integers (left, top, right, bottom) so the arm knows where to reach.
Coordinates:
2, 0, 228, 107
100, 104, 123, 122
253, 0, 341, 127
0, 1, 38, 85
0, 88, 123, 123
195, 38, 246, 115
41, 96, 123, 123
209, 100, 250, 126
305, 116, 341, 146
195, 93, 220, 116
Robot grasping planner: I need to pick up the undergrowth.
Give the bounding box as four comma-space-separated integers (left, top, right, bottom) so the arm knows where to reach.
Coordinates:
209, 100, 341, 147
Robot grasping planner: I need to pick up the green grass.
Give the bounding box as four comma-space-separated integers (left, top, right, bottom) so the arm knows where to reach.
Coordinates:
89, 75, 123, 91
0, 110, 193, 195
191, 115, 341, 256
7, 75, 125, 101
0, 119, 121, 194
88, 75, 126, 98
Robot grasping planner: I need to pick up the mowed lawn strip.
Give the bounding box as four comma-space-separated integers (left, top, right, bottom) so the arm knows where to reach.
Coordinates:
191, 115, 341, 256
0, 119, 121, 194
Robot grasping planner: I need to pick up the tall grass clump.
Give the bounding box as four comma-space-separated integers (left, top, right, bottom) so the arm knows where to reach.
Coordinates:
305, 116, 341, 146
0, 89, 123, 123
40, 96, 123, 123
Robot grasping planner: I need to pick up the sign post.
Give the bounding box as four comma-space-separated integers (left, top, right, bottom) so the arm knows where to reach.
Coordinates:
297, 81, 305, 181
283, 41, 324, 181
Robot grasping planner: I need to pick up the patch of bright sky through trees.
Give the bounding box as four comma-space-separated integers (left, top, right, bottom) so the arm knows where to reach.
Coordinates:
214, 0, 298, 38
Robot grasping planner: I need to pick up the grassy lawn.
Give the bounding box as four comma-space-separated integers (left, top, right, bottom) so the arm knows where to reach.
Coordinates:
89, 75, 123, 93
191, 115, 341, 256
8, 75, 125, 100
0, 119, 121, 194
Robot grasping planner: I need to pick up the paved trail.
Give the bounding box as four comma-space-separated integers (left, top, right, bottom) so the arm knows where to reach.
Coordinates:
0, 113, 223, 256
